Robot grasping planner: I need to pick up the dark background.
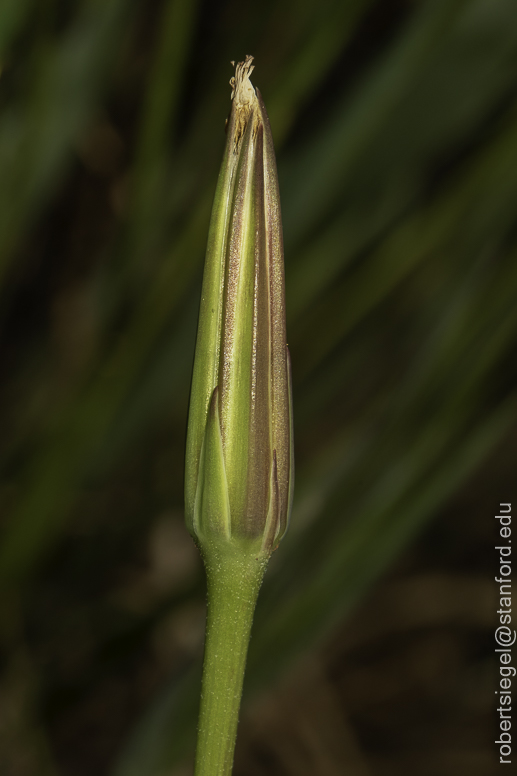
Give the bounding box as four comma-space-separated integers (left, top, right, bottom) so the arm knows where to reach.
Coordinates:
0, 1, 516, 774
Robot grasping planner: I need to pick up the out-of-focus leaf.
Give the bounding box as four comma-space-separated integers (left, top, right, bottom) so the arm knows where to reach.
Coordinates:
283, 0, 517, 314
0, 0, 135, 283
0, 0, 35, 58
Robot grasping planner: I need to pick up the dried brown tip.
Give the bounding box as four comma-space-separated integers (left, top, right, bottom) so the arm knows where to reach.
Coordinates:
229, 55, 258, 151
230, 55, 255, 103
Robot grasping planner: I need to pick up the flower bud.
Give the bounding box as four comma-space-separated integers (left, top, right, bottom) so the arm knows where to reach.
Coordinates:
185, 56, 293, 556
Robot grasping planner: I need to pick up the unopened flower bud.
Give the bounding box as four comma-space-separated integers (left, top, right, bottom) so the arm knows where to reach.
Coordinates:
185, 56, 293, 557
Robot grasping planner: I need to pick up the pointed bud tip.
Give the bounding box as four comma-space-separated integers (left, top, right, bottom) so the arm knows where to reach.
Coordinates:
229, 56, 259, 152
229, 55, 256, 106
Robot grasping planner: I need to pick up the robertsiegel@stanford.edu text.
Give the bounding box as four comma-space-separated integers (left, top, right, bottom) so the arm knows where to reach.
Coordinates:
495, 502, 514, 765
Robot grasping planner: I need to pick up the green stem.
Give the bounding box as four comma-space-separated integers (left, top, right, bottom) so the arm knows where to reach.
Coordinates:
194, 545, 268, 776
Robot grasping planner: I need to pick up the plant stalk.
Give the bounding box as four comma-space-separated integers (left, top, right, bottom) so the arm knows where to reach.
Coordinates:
194, 545, 267, 776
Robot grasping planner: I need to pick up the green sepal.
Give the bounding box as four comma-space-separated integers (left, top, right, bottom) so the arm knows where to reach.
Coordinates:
193, 387, 231, 543
261, 450, 279, 554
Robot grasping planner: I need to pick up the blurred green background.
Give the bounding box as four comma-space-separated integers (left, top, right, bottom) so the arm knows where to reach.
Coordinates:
0, 0, 516, 774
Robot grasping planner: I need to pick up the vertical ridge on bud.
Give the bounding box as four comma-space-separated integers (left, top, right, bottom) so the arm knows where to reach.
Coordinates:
242, 122, 271, 536
184, 113, 239, 534
185, 56, 293, 556
256, 88, 291, 539
219, 113, 258, 525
